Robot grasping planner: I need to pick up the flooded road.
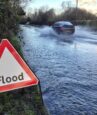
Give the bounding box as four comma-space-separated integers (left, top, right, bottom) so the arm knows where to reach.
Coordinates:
21, 25, 97, 115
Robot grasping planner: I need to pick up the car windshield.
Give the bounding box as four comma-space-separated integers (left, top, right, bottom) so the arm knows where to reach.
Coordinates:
55, 21, 72, 26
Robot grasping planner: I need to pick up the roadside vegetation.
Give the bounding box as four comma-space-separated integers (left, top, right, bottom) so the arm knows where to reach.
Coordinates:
0, 0, 25, 38
0, 0, 48, 115
0, 0, 25, 55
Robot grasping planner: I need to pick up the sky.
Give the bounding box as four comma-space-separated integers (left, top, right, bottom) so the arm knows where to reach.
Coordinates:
24, 0, 97, 15
24, 0, 76, 14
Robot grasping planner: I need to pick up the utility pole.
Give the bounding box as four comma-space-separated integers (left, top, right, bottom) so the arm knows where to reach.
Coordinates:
76, 0, 78, 24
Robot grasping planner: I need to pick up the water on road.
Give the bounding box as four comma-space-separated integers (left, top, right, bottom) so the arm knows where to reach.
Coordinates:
21, 25, 97, 115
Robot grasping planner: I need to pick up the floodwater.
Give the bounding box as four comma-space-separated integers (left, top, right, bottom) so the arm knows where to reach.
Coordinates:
21, 25, 97, 115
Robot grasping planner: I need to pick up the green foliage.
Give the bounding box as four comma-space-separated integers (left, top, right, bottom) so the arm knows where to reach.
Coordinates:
10, 36, 23, 57
0, 0, 25, 39
0, 86, 48, 115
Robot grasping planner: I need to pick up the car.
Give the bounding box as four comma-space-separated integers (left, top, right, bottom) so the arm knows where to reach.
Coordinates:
52, 21, 75, 35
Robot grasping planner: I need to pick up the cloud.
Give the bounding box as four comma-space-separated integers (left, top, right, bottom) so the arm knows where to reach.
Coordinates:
78, 0, 97, 14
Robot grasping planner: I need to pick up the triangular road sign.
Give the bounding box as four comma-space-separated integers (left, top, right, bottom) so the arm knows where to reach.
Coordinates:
0, 39, 39, 93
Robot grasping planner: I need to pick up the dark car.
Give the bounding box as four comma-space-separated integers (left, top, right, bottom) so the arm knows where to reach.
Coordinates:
52, 21, 75, 35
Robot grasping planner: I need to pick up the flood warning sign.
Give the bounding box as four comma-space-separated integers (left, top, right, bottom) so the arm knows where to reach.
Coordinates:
0, 39, 38, 93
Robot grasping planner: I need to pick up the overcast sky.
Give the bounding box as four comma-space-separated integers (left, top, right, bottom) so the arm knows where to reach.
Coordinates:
24, 0, 97, 14
24, 0, 76, 13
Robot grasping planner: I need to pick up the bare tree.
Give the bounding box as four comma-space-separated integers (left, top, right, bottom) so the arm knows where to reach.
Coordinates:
61, 0, 72, 11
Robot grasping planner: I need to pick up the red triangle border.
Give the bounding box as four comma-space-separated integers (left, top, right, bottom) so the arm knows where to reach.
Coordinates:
0, 39, 39, 93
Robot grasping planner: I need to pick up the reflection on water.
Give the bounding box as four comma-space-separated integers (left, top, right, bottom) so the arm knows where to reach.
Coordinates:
21, 25, 97, 115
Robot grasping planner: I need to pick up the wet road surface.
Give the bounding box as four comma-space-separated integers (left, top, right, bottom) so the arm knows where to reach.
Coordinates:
21, 25, 97, 115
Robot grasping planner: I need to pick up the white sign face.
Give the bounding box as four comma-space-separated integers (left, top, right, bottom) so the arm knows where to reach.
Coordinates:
0, 48, 31, 86
0, 39, 38, 92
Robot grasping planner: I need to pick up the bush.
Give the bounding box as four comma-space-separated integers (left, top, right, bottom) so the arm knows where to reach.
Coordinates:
10, 36, 23, 57
0, 0, 25, 39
